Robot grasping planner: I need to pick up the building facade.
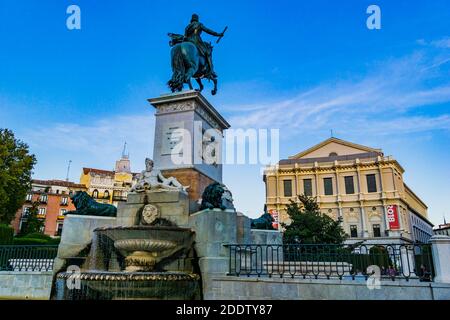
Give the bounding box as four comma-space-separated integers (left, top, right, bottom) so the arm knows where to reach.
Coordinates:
12, 180, 86, 236
434, 222, 450, 236
79, 152, 138, 206
11, 149, 138, 236
264, 138, 434, 244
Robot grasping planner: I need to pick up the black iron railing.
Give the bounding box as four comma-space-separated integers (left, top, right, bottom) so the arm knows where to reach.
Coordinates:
0, 245, 59, 272
225, 243, 434, 282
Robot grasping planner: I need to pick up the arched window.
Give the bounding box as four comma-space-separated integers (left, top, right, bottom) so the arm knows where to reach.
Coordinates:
92, 190, 99, 198
329, 152, 338, 157
104, 190, 110, 199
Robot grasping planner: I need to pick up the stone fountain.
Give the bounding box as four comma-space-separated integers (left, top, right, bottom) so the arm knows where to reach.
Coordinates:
54, 222, 201, 300
53, 160, 203, 300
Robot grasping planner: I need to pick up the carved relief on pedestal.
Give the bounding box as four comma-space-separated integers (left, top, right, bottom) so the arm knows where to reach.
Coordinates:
141, 204, 160, 225
196, 106, 220, 131
156, 101, 196, 114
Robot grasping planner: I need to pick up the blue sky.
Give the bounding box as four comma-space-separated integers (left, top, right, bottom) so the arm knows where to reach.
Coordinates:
1, 1, 449, 223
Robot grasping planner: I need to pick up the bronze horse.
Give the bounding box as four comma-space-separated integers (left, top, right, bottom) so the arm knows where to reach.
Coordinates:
167, 34, 219, 95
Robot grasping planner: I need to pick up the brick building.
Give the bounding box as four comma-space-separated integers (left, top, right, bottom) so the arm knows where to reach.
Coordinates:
12, 180, 86, 237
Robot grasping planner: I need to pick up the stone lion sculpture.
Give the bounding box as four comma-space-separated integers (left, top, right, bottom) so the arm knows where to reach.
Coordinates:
66, 191, 117, 217
199, 182, 235, 211
251, 206, 275, 230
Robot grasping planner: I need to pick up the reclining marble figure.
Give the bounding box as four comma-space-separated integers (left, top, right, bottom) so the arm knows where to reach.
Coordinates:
131, 158, 188, 193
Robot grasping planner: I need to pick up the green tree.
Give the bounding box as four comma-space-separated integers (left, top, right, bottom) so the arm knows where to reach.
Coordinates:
281, 195, 347, 244
0, 224, 14, 245
0, 129, 36, 225
20, 201, 44, 235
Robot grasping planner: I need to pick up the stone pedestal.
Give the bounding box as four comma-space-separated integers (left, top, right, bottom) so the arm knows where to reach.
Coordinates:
236, 212, 252, 244
162, 167, 216, 206
149, 90, 230, 186
430, 235, 450, 284
188, 209, 237, 299
251, 230, 284, 273
117, 190, 190, 227
251, 229, 283, 245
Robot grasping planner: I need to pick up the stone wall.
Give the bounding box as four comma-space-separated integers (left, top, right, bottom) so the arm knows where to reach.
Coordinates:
0, 272, 53, 300
207, 276, 450, 300
53, 215, 117, 275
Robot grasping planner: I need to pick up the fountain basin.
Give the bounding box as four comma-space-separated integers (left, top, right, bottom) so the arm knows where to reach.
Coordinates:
114, 239, 177, 253
55, 271, 201, 300
89, 225, 196, 273
114, 239, 178, 272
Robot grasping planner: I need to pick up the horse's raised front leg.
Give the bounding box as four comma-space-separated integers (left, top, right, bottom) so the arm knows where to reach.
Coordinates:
195, 78, 204, 92
211, 78, 218, 96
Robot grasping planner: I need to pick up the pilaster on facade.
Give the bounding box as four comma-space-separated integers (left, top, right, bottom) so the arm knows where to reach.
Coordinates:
359, 201, 369, 238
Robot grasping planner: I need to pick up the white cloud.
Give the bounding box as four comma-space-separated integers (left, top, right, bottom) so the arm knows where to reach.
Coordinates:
225, 52, 450, 137
24, 114, 155, 178
431, 37, 450, 49
417, 37, 450, 49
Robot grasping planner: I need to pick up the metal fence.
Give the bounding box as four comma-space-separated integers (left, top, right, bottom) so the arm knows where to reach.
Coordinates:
226, 243, 434, 282
0, 245, 59, 272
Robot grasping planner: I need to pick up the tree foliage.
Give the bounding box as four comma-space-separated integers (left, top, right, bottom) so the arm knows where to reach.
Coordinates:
0, 129, 36, 224
19, 201, 44, 236
282, 194, 347, 244
0, 224, 14, 245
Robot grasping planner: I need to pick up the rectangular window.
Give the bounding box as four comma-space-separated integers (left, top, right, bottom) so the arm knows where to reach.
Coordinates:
350, 225, 358, 238
40, 194, 48, 203
26, 193, 33, 202
323, 178, 333, 195
20, 221, 28, 232
38, 208, 46, 216
56, 223, 64, 236
366, 174, 377, 193
61, 197, 68, 205
23, 207, 31, 217
373, 224, 381, 237
283, 180, 293, 197
344, 176, 355, 194
303, 179, 313, 197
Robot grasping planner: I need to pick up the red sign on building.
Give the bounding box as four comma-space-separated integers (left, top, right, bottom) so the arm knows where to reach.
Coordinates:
269, 209, 279, 230
386, 205, 400, 230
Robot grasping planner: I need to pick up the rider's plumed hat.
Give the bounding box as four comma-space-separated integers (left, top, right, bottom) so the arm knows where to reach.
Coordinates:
191, 13, 199, 22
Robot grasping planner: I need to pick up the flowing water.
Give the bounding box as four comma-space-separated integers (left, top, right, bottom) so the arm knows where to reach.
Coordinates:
54, 225, 201, 300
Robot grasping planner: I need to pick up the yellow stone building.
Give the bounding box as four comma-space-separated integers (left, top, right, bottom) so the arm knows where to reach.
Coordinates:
264, 138, 434, 244
79, 150, 137, 206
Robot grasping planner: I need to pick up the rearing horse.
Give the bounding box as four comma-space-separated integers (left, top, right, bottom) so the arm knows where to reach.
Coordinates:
168, 41, 218, 95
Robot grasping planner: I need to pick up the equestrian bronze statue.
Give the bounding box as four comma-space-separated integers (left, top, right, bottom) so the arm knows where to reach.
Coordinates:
168, 14, 227, 95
